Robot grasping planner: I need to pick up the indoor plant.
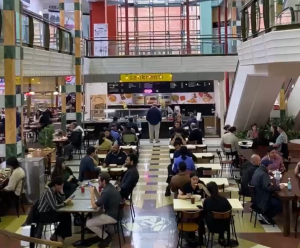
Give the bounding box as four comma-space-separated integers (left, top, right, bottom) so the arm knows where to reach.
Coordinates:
38, 124, 55, 148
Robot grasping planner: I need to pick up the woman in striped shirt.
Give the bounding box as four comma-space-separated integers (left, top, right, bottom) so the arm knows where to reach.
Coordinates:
38, 177, 72, 241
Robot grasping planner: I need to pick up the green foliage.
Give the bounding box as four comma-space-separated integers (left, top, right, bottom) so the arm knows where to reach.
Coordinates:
236, 130, 247, 140
38, 124, 55, 148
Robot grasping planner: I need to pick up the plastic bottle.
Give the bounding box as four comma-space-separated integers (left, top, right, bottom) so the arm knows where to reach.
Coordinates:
288, 178, 292, 191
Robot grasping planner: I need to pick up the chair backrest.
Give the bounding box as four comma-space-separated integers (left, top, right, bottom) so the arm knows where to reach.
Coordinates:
248, 184, 256, 201
181, 210, 201, 219
187, 140, 197, 145
117, 201, 126, 221
14, 177, 26, 194
234, 176, 241, 190
195, 147, 206, 153
109, 170, 124, 177
198, 158, 211, 164
219, 191, 231, 199
122, 134, 136, 144
217, 183, 225, 192
216, 149, 223, 162
212, 210, 232, 220
223, 143, 232, 149
121, 148, 133, 155
197, 167, 212, 178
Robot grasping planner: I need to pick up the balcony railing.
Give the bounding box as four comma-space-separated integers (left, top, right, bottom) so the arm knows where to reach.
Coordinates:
241, 0, 300, 41
0, 9, 73, 54
84, 36, 240, 57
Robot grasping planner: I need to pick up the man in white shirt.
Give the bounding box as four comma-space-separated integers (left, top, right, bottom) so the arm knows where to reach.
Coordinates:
220, 126, 239, 167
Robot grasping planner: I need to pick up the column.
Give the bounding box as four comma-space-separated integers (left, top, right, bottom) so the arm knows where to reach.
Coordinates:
74, 0, 82, 125
89, 2, 117, 55
59, 0, 67, 134
200, 1, 212, 54
230, 0, 236, 53
4, 0, 23, 158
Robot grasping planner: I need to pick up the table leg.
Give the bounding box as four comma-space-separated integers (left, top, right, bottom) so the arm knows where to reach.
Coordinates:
73, 213, 87, 247
283, 201, 290, 237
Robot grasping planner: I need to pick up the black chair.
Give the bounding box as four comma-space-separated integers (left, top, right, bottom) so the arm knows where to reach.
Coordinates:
14, 177, 26, 218
248, 184, 261, 228
197, 167, 212, 178
205, 210, 233, 248
216, 149, 233, 177
102, 202, 126, 248
234, 175, 247, 217
128, 187, 136, 222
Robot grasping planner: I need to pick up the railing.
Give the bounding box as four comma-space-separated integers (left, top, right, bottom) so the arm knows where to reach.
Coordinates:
84, 36, 240, 57
241, 0, 300, 41
0, 227, 63, 247
0, 9, 73, 54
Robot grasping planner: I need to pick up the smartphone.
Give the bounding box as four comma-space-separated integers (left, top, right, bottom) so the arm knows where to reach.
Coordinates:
88, 182, 92, 187
70, 195, 75, 199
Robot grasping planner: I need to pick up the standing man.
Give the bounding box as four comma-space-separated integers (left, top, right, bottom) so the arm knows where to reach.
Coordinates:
146, 104, 162, 143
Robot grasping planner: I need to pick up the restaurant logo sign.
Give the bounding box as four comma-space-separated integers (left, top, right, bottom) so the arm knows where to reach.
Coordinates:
120, 73, 172, 83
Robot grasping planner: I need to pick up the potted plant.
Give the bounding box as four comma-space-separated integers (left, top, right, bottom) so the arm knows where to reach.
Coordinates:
38, 124, 55, 148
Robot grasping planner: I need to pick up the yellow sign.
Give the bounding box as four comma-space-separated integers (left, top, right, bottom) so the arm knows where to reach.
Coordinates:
15, 77, 40, 85
120, 73, 172, 82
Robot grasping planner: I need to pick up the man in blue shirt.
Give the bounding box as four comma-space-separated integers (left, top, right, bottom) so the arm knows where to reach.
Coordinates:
146, 104, 162, 143
79, 146, 100, 182
110, 124, 121, 145
104, 143, 127, 166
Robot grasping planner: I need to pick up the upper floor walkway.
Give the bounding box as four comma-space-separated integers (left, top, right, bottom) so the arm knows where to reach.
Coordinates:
0, 9, 238, 79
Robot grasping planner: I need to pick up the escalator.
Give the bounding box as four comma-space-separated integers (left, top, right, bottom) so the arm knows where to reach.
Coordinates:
225, 63, 287, 130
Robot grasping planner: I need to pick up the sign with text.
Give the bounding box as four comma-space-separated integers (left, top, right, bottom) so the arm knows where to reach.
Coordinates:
93, 23, 108, 56
120, 73, 172, 82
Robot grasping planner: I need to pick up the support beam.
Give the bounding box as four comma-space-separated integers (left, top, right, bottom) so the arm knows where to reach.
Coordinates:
74, 0, 82, 124
4, 0, 23, 159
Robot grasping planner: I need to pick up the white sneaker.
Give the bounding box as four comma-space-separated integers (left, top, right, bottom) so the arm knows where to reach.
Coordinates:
149, 140, 153, 143
155, 140, 160, 143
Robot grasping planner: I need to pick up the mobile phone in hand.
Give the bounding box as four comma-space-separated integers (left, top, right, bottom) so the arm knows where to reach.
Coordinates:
70, 195, 75, 199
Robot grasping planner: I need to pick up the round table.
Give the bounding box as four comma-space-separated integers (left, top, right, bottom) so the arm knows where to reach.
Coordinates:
290, 139, 300, 144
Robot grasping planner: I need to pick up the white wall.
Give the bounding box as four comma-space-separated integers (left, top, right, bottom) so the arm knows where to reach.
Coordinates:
287, 77, 300, 117
85, 83, 107, 120
27, 0, 43, 14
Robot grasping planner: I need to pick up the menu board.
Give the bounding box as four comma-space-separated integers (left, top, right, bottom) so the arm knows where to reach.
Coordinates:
171, 92, 214, 104
107, 81, 214, 94
107, 94, 133, 105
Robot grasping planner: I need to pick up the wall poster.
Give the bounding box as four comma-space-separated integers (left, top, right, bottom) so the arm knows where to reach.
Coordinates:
93, 23, 108, 56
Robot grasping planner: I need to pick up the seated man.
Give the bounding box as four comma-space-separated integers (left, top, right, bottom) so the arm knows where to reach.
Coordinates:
64, 122, 83, 160
250, 159, 285, 225
87, 173, 122, 248
127, 117, 139, 133
241, 154, 260, 196
117, 153, 139, 199
110, 124, 121, 145
104, 143, 127, 167
169, 121, 186, 138
79, 146, 100, 182
170, 162, 190, 198
188, 123, 203, 144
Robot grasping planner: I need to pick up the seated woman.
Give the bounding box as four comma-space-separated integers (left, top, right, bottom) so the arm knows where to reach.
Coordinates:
173, 146, 195, 173
269, 125, 280, 143
251, 130, 269, 149
178, 172, 210, 199
51, 157, 79, 198
203, 182, 232, 246
38, 177, 72, 241
96, 132, 112, 151
261, 146, 285, 172
0, 157, 25, 215
169, 121, 186, 138
246, 123, 258, 139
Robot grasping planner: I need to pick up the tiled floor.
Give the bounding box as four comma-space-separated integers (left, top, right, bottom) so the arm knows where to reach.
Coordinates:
1, 138, 300, 247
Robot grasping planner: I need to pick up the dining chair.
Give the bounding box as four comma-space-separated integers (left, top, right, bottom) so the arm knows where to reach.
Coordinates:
216, 149, 233, 177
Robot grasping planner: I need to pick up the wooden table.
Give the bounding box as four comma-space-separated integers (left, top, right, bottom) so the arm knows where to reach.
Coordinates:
169, 126, 189, 130
58, 199, 99, 246
99, 166, 128, 173
173, 198, 243, 211
276, 171, 300, 236
195, 163, 221, 170
238, 140, 274, 148
200, 178, 229, 187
